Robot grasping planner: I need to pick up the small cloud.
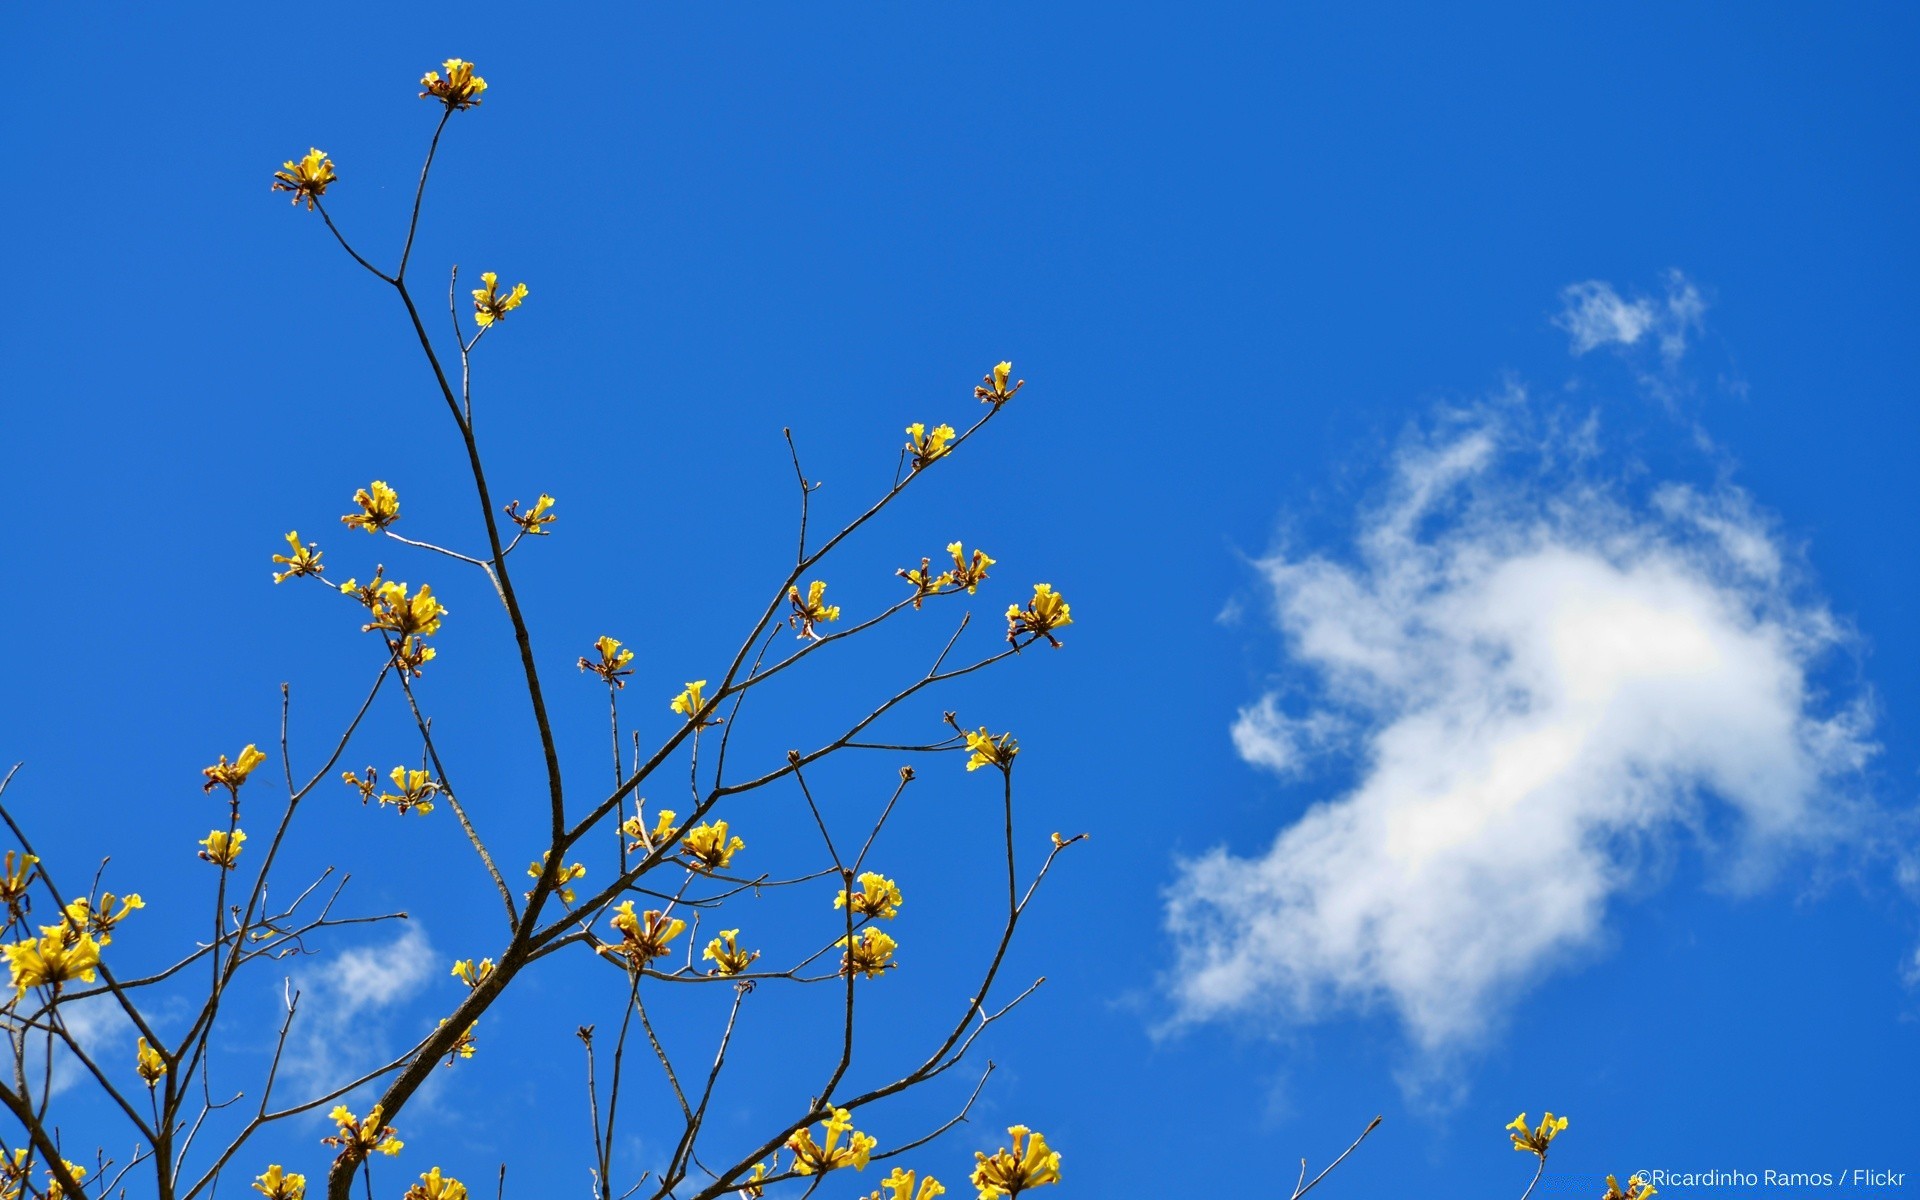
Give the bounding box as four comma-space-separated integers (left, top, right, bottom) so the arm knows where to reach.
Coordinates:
1555, 272, 1705, 365
285, 925, 436, 1098
1169, 407, 1870, 1052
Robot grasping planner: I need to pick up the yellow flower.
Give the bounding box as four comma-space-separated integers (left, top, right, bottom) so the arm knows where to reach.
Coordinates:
739, 1161, 771, 1198
1507, 1112, 1569, 1158
252, 1164, 307, 1200
3, 919, 101, 996
272, 531, 324, 582
420, 57, 487, 110
199, 829, 246, 869
202, 744, 269, 797
1006, 584, 1071, 648
838, 927, 898, 979
436, 1018, 478, 1065
786, 1108, 877, 1175
472, 272, 528, 328
863, 1167, 946, 1200
787, 580, 842, 641
342, 480, 401, 533
670, 680, 721, 725
1602, 1175, 1656, 1200
63, 891, 143, 945
323, 1103, 403, 1163
450, 957, 495, 989
604, 901, 684, 970
362, 582, 446, 675
580, 635, 636, 687
680, 820, 744, 873
378, 767, 439, 816
526, 853, 587, 905
897, 557, 946, 608
944, 543, 994, 593
702, 929, 758, 976
970, 1125, 1060, 1199
622, 806, 679, 852
836, 872, 902, 920
271, 148, 336, 210
42, 1161, 87, 1200
963, 727, 1018, 773
973, 361, 1023, 406
505, 494, 556, 536
0, 851, 37, 924
906, 422, 956, 470
136, 1036, 167, 1087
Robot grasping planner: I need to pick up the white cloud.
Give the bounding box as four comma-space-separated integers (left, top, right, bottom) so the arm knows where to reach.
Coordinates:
285, 925, 436, 1097
1168, 411, 1869, 1050
1555, 272, 1705, 364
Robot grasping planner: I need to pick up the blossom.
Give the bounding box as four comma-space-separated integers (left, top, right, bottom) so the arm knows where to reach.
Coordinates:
271, 148, 336, 209
970, 1126, 1060, 1199
364, 581, 445, 639
604, 901, 684, 970
1602, 1174, 1657, 1200
906, 422, 955, 470
622, 806, 679, 853
1005, 584, 1071, 648
1, 851, 37, 924
973, 361, 1023, 406
450, 957, 495, 989
136, 1036, 167, 1087
702, 929, 758, 976
670, 680, 721, 725
506, 494, 556, 536
252, 1165, 307, 1200
898, 558, 945, 608
526, 853, 587, 905
681, 820, 744, 873
378, 767, 440, 816
202, 744, 269, 797
836, 872, 902, 921
1507, 1112, 1569, 1158
963, 727, 1018, 773
3, 919, 101, 996
272, 531, 324, 582
786, 1108, 876, 1175
738, 1161, 772, 1198
580, 636, 636, 687
472, 272, 528, 327
944, 543, 994, 593
63, 891, 143, 945
199, 829, 246, 868
838, 927, 898, 979
863, 1168, 946, 1200
436, 1018, 478, 1065
323, 1103, 403, 1163
342, 481, 401, 533
420, 57, 486, 110
41, 1161, 87, 1200
787, 580, 842, 640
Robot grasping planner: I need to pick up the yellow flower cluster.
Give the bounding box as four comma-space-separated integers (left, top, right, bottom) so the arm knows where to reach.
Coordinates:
341, 766, 439, 815
1602, 1174, 1657, 1200
836, 872, 903, 920
1006, 584, 1071, 648
341, 480, 400, 534
702, 929, 758, 976
906, 422, 956, 471
838, 927, 898, 979
198, 829, 247, 869
136, 1035, 167, 1087
323, 1103, 403, 1163
974, 361, 1023, 406
344, 576, 446, 675
3, 913, 103, 997
436, 1017, 478, 1065
864, 1169, 946, 1200
899, 543, 995, 608
271, 148, 336, 209
252, 1164, 307, 1200
450, 957, 495, 989
680, 820, 744, 873
670, 680, 720, 725
505, 494, 556, 535
526, 853, 588, 905
970, 1125, 1061, 1199
604, 901, 685, 970
1507, 1112, 1568, 1158
622, 806, 678, 853
420, 57, 487, 110
1, 852, 37, 923
472, 272, 528, 328
964, 727, 1018, 773
786, 1108, 876, 1175
64, 892, 143, 945
403, 1167, 469, 1200
202, 744, 269, 798
4, 1152, 87, 1200
272, 531, 324, 583
580, 635, 636, 687
788, 580, 842, 641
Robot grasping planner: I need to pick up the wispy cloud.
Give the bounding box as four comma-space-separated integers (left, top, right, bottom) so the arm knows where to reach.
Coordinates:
1555, 272, 1705, 364
285, 926, 436, 1098
1168, 408, 1870, 1051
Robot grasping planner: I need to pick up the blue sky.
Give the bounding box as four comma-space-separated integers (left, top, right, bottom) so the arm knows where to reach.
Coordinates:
4, 5, 1918, 1197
